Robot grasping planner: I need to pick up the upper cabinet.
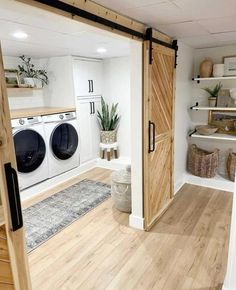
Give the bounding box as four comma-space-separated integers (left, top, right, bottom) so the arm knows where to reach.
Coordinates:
73, 58, 103, 97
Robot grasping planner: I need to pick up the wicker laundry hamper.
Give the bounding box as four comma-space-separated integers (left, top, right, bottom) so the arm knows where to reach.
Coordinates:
188, 144, 219, 178
227, 150, 236, 181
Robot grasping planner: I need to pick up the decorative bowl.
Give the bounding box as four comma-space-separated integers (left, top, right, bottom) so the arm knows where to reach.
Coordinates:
196, 125, 218, 135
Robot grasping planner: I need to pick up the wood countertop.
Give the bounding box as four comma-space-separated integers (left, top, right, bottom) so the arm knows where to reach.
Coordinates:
10, 107, 76, 119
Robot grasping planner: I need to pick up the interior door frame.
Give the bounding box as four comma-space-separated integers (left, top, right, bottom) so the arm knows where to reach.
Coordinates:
0, 44, 32, 289
143, 30, 178, 230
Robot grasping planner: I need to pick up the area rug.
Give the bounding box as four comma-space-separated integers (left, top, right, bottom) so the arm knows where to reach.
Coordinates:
23, 179, 111, 252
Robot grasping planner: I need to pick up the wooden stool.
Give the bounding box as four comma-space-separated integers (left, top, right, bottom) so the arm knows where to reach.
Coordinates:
100, 142, 118, 161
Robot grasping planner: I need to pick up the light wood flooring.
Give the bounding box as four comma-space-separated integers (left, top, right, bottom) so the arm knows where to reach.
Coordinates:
22, 168, 233, 290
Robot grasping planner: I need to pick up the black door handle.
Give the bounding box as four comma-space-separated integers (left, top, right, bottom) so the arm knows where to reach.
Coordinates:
88, 80, 91, 93
148, 121, 156, 153
91, 80, 94, 93
92, 102, 95, 114
4, 163, 23, 232
89, 102, 93, 114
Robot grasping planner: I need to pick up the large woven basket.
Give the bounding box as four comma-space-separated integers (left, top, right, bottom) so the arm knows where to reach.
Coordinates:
227, 150, 236, 181
187, 144, 219, 178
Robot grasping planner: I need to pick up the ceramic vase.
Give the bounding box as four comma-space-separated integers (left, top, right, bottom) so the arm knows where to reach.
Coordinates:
24, 77, 35, 87
200, 58, 213, 78
213, 64, 224, 77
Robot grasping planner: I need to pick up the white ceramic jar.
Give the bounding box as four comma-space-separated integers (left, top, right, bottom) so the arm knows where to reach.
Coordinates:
213, 64, 224, 77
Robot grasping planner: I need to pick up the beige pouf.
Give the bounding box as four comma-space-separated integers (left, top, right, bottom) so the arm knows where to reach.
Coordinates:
111, 165, 131, 213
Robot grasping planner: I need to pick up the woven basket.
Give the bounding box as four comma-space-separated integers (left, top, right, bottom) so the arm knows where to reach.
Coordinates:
227, 150, 236, 181
187, 144, 219, 178
100, 130, 117, 144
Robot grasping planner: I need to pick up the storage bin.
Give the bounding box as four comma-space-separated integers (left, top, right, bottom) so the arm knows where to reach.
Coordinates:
187, 144, 219, 178
111, 165, 131, 213
227, 150, 236, 181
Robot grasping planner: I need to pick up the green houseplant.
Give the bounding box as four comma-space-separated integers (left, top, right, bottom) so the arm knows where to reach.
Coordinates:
97, 97, 120, 144
18, 55, 48, 88
202, 82, 222, 107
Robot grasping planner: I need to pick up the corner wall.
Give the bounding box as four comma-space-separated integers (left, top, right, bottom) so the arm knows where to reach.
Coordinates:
174, 41, 194, 193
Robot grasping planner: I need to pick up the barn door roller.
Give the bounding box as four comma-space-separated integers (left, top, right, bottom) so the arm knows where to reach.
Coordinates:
145, 28, 178, 66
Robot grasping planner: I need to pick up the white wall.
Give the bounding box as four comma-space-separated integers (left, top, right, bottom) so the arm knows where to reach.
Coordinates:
129, 41, 143, 230
3, 56, 45, 110
43, 56, 75, 108
102, 56, 131, 159
174, 41, 194, 193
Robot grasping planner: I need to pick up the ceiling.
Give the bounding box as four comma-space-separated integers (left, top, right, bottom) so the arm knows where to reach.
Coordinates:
94, 0, 236, 48
0, 0, 130, 58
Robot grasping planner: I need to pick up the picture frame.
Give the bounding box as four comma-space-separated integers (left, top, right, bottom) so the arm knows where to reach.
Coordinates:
223, 56, 236, 76
208, 110, 236, 135
4, 69, 20, 87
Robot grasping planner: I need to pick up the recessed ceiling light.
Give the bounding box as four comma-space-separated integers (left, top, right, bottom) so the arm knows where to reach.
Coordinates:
12, 31, 28, 39
96, 47, 107, 54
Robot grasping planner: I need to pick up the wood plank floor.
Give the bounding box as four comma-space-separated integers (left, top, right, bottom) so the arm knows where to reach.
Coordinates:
23, 168, 233, 290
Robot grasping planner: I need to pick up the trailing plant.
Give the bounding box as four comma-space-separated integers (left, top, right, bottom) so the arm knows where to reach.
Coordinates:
97, 97, 120, 131
202, 82, 222, 98
18, 55, 49, 86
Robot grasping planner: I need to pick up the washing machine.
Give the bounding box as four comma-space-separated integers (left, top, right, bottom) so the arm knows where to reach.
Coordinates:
12, 116, 49, 190
42, 111, 79, 178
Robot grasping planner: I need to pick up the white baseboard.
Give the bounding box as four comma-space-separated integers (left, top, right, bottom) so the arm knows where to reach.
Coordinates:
20, 159, 97, 201
129, 214, 144, 230
96, 157, 131, 170
174, 179, 185, 194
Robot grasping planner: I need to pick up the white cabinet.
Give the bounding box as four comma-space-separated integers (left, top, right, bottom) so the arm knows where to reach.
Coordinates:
73, 58, 103, 97
77, 97, 101, 163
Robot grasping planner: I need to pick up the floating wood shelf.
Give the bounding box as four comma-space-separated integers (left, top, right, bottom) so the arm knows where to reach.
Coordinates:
192, 76, 236, 83
190, 132, 236, 141
190, 106, 236, 111
0, 206, 5, 226
7, 87, 42, 91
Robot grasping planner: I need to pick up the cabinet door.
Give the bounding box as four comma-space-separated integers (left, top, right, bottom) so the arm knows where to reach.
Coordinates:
73, 59, 102, 97
91, 98, 102, 158
88, 61, 103, 96
73, 60, 90, 97
77, 100, 94, 163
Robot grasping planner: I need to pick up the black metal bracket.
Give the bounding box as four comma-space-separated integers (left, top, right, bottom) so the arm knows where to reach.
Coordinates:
4, 163, 23, 232
172, 40, 178, 68
190, 102, 199, 110
189, 129, 197, 137
192, 75, 201, 83
146, 28, 153, 64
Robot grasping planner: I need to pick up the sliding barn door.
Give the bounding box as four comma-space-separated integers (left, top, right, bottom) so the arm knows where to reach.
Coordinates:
0, 44, 32, 289
144, 41, 176, 230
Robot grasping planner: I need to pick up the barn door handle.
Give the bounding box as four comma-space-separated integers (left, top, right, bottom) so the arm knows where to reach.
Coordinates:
4, 163, 23, 232
148, 121, 156, 153
88, 80, 91, 93
89, 102, 93, 114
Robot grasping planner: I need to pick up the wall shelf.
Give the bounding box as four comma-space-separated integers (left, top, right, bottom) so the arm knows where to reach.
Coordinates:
7, 87, 42, 91
0, 206, 5, 226
192, 76, 236, 83
190, 105, 236, 111
190, 132, 236, 141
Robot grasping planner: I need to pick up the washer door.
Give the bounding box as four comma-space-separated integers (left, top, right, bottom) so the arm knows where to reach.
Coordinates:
14, 129, 46, 173
51, 123, 78, 160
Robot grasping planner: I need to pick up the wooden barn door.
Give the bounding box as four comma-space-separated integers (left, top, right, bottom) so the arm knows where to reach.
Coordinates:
0, 44, 32, 289
143, 37, 176, 230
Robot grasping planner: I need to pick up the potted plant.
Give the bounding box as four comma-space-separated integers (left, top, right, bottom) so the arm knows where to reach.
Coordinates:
97, 97, 120, 144
202, 82, 222, 107
18, 55, 48, 88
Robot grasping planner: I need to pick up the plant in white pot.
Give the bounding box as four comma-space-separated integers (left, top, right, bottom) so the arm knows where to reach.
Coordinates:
18, 55, 48, 88
97, 97, 120, 144
202, 82, 222, 107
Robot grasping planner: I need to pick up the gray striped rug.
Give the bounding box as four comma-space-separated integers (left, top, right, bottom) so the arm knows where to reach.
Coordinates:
23, 179, 111, 252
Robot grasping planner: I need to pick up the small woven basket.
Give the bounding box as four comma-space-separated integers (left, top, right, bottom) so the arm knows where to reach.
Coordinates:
187, 144, 219, 178
227, 150, 236, 181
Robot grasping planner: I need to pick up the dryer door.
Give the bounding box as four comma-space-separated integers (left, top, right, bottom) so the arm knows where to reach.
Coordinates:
14, 129, 46, 173
51, 123, 78, 160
